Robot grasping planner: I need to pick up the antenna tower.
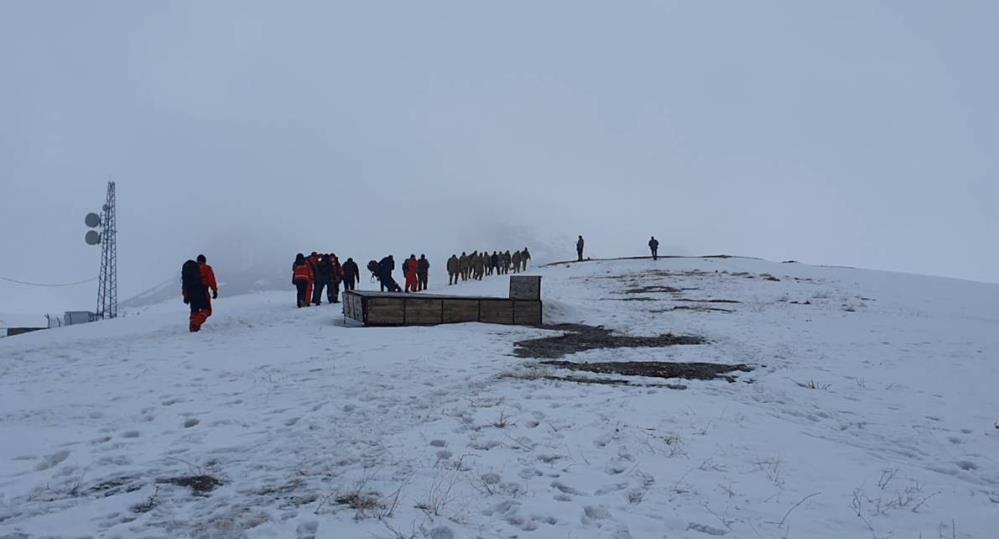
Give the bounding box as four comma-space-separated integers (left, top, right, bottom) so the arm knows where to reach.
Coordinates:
93, 182, 118, 319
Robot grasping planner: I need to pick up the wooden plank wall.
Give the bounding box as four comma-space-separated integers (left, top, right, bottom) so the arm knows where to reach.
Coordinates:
344, 292, 542, 327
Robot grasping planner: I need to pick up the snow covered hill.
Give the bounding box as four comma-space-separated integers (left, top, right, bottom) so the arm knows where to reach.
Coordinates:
1, 257, 997, 539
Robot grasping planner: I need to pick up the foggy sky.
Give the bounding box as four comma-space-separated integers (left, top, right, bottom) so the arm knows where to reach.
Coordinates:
2, 1, 997, 314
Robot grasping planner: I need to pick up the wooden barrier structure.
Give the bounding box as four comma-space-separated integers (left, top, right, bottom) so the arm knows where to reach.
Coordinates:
343, 276, 542, 327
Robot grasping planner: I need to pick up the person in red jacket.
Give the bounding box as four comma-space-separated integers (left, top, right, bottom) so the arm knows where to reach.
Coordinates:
196, 254, 219, 317
292, 253, 314, 308
404, 254, 419, 293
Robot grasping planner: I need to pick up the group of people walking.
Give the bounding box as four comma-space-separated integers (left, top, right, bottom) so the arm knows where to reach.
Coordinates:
446, 248, 531, 285
181, 235, 669, 330
291, 252, 361, 308
180, 254, 219, 332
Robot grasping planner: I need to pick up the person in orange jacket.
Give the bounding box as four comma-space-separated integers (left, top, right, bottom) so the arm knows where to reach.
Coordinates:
182, 259, 210, 332
404, 254, 419, 293
196, 254, 219, 316
292, 253, 314, 308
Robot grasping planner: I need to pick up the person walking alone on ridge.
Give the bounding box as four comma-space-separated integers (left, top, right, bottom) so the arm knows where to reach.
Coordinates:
196, 254, 219, 317
576, 235, 585, 262
182, 259, 211, 332
649, 236, 659, 261
292, 253, 314, 308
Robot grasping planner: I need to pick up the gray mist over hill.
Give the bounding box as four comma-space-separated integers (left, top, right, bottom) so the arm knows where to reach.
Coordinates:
2, 1, 998, 313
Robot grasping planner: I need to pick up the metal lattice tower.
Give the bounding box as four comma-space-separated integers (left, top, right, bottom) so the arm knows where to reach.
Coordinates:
96, 181, 118, 319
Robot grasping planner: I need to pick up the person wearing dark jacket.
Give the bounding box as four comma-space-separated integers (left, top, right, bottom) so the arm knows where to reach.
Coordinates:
378, 255, 402, 292
521, 248, 531, 270
576, 236, 585, 262
417, 254, 430, 291
648, 236, 659, 261
328, 254, 344, 303
312, 254, 332, 305
182, 259, 211, 332
292, 253, 314, 308
342, 258, 360, 291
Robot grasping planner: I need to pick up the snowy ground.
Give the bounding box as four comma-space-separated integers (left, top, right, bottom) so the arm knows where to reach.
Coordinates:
1, 257, 997, 539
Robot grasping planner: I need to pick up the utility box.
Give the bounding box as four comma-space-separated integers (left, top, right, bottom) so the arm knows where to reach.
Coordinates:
64, 311, 97, 326
509, 275, 542, 300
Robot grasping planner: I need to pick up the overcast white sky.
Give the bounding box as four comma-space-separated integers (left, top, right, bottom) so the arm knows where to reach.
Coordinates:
2, 1, 997, 314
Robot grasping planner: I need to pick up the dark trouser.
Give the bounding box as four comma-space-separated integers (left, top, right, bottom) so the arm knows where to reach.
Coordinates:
418, 272, 428, 291
313, 276, 330, 305
330, 280, 340, 303
379, 272, 402, 292
651, 248, 658, 261
577, 249, 583, 262
187, 287, 210, 332
343, 278, 355, 291
295, 280, 310, 307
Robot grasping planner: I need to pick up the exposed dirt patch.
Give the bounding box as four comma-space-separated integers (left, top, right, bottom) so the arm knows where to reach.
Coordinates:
158, 474, 222, 495
673, 298, 741, 304
623, 285, 683, 294
541, 360, 753, 382
652, 305, 734, 313
514, 324, 705, 360
85, 476, 143, 498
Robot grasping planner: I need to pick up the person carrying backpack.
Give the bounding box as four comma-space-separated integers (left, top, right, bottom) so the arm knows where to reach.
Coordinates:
182, 259, 211, 332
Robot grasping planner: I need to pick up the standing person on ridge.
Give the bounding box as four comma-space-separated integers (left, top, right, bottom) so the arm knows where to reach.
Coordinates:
447, 254, 459, 285
521, 248, 531, 270
404, 254, 419, 293
292, 253, 314, 308
649, 236, 659, 261
342, 257, 360, 291
312, 254, 332, 305
182, 259, 211, 332
512, 250, 522, 273
329, 253, 344, 303
417, 254, 430, 291
576, 235, 585, 262
196, 254, 219, 317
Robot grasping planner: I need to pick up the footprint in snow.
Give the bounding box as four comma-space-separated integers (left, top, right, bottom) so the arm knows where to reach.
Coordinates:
184, 418, 199, 428
34, 450, 70, 471
121, 430, 140, 438
296, 520, 319, 539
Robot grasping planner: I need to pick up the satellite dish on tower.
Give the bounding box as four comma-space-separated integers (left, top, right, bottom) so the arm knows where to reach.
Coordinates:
85, 230, 101, 245
85, 213, 101, 228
